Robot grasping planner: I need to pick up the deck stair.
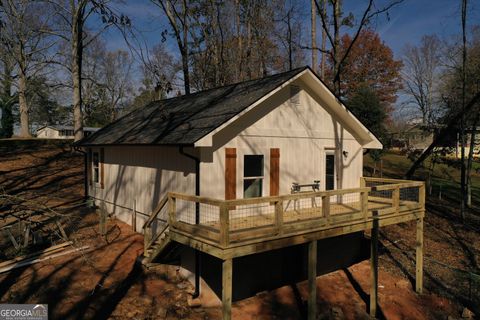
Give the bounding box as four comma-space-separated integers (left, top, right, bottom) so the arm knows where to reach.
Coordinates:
142, 195, 178, 265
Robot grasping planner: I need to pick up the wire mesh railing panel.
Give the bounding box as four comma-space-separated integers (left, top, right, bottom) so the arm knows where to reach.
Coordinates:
175, 199, 220, 228
399, 187, 420, 202
175, 198, 196, 224
283, 196, 323, 222
328, 192, 362, 216
199, 203, 220, 225
369, 188, 394, 200
229, 202, 275, 231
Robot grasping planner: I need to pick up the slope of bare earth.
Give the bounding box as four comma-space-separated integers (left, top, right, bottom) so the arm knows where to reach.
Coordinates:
0, 141, 476, 319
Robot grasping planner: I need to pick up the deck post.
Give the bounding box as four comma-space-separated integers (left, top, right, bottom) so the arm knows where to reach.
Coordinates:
220, 203, 229, 247
322, 196, 330, 224
370, 214, 379, 317
99, 201, 107, 236
222, 258, 233, 320
274, 201, 284, 235
360, 177, 366, 188
361, 189, 369, 220
308, 240, 317, 320
416, 217, 423, 294
392, 186, 400, 212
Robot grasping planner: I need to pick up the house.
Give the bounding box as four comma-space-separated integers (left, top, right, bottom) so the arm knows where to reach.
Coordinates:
78, 67, 425, 320
390, 124, 435, 151
36, 125, 98, 139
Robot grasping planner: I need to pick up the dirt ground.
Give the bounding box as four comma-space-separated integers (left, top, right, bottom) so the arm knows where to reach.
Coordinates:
0, 141, 477, 319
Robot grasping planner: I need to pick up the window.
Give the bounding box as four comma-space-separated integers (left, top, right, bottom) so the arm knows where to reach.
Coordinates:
325, 153, 335, 191
92, 151, 99, 184
243, 155, 264, 198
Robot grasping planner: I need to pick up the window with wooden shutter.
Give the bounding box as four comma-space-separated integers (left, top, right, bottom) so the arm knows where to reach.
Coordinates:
270, 148, 280, 196
225, 148, 236, 200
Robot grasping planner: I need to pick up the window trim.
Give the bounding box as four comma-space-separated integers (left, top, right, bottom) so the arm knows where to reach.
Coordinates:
92, 150, 100, 186
324, 149, 336, 191
243, 154, 264, 198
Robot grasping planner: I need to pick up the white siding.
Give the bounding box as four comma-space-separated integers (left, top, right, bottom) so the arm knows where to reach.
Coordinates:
89, 146, 195, 232
200, 81, 364, 200
36, 128, 62, 139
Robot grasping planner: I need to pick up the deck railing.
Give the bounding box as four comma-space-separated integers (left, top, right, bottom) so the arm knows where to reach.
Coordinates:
166, 177, 425, 248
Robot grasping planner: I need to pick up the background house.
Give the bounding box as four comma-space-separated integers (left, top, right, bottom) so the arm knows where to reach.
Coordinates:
36, 125, 99, 139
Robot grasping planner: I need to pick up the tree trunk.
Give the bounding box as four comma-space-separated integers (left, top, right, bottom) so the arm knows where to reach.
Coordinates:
72, 12, 84, 142
311, 0, 317, 72
18, 68, 30, 138
460, 0, 467, 220
320, 0, 327, 80
1, 59, 15, 138
466, 115, 479, 207
332, 0, 341, 95
182, 0, 190, 94
235, 0, 243, 81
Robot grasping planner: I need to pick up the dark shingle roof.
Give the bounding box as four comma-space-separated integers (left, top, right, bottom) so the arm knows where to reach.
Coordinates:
78, 67, 308, 146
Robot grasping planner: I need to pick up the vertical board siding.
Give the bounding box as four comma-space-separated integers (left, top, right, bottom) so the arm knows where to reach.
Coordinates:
89, 146, 195, 232
200, 82, 365, 199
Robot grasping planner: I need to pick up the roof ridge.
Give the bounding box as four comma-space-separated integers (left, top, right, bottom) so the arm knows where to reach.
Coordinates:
154, 66, 309, 104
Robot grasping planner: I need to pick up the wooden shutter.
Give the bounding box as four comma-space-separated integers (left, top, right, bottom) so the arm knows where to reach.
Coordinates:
87, 149, 92, 186
225, 148, 236, 200
270, 148, 280, 196
100, 148, 105, 189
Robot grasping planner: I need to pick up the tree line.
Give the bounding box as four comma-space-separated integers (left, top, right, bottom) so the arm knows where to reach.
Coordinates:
0, 0, 406, 142
0, 0, 478, 185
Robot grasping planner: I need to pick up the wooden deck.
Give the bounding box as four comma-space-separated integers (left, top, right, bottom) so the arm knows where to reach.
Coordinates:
142, 177, 425, 320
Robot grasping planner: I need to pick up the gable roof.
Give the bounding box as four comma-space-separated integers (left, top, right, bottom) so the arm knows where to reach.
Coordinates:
78, 67, 308, 146
78, 66, 381, 149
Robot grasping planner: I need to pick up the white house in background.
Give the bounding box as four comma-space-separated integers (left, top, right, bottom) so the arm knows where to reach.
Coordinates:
36, 125, 99, 139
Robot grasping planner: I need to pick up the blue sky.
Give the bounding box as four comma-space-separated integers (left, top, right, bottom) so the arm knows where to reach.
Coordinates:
103, 0, 479, 62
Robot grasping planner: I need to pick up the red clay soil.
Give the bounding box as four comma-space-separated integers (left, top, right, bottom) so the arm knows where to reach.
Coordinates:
0, 211, 458, 320
0, 141, 476, 319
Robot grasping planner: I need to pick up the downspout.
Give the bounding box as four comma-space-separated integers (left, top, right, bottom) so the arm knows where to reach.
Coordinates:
179, 146, 201, 299
74, 146, 88, 200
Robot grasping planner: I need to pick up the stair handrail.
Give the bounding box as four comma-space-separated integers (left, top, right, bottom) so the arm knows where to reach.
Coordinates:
143, 194, 169, 253
143, 194, 169, 230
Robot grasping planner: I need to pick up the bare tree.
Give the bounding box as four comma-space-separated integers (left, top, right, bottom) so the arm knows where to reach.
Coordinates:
101, 50, 134, 121
46, 0, 129, 141
314, 0, 404, 95
152, 0, 191, 94
0, 0, 56, 137
403, 35, 442, 126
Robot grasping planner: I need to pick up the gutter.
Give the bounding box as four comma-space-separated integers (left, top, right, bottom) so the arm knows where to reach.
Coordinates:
179, 146, 201, 299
